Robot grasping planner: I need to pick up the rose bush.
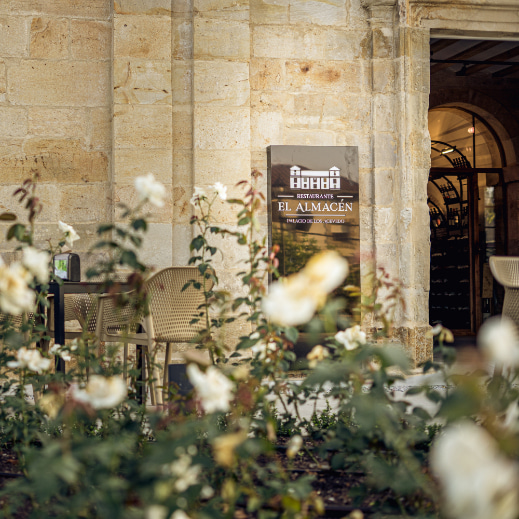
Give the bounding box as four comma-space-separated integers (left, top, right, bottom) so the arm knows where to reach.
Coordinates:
1, 171, 519, 519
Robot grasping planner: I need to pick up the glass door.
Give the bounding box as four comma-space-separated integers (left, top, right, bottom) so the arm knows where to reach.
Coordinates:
429, 173, 476, 332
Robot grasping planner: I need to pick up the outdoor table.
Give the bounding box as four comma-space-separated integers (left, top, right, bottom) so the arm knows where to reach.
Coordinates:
47, 281, 131, 372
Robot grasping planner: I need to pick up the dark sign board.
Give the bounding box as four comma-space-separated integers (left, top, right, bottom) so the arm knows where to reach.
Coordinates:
267, 146, 360, 305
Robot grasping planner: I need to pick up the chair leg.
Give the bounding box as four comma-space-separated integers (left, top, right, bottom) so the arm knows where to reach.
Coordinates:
163, 343, 171, 404
145, 349, 157, 406
123, 342, 128, 381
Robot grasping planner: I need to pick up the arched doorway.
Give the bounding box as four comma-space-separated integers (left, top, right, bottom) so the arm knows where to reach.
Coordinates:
428, 107, 506, 334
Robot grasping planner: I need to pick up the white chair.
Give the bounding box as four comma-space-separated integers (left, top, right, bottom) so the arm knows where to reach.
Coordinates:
489, 256, 519, 330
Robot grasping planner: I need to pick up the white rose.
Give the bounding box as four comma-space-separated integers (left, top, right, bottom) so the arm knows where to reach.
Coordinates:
7, 347, 52, 373
186, 364, 234, 414
135, 173, 166, 208
0, 259, 35, 315
263, 252, 349, 328
22, 247, 50, 284
251, 339, 278, 361
58, 221, 80, 248
213, 182, 227, 201
335, 325, 366, 350
50, 344, 71, 362
303, 250, 349, 294
307, 344, 329, 368
72, 375, 127, 409
287, 434, 303, 459
262, 275, 318, 327
478, 316, 519, 369
170, 511, 191, 519
168, 454, 201, 492
190, 186, 206, 207
145, 506, 168, 519
430, 421, 519, 519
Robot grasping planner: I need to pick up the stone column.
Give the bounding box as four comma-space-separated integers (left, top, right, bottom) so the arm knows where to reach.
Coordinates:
362, 0, 432, 364
191, 0, 252, 289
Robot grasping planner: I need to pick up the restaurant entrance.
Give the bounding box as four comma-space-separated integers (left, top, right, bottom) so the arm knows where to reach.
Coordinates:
428, 108, 506, 334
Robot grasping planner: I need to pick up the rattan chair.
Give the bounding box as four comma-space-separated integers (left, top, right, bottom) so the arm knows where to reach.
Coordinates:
93, 267, 214, 405
489, 256, 519, 329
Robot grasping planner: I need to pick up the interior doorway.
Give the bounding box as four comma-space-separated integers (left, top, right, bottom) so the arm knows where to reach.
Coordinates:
428, 107, 506, 334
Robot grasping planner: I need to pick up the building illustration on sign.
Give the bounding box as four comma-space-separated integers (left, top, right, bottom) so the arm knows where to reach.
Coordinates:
290, 166, 341, 190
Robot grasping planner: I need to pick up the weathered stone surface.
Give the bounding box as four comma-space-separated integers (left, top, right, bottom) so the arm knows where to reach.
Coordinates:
373, 132, 397, 169
194, 61, 249, 106
71, 20, 111, 60
373, 94, 395, 132
251, 91, 294, 113
374, 207, 396, 243
285, 61, 363, 93
115, 149, 172, 184
60, 183, 110, 223
1, 0, 110, 18
0, 60, 6, 103
172, 0, 193, 16
0, 16, 29, 57
114, 15, 172, 59
289, 0, 347, 26
251, 111, 284, 149
28, 108, 87, 139
194, 19, 249, 59
139, 223, 173, 268
172, 107, 194, 149
114, 59, 172, 105
172, 223, 192, 265
251, 0, 289, 25
195, 0, 249, 20
114, 105, 173, 149
250, 58, 285, 91
0, 107, 28, 138
30, 17, 68, 59
114, 0, 173, 15
374, 169, 394, 206
193, 149, 251, 185
8, 61, 110, 107
172, 63, 193, 104
283, 128, 335, 146
172, 182, 191, 224
253, 26, 366, 60
90, 107, 112, 150
22, 138, 109, 183
372, 27, 393, 58
194, 107, 250, 150
372, 60, 395, 93
172, 19, 193, 60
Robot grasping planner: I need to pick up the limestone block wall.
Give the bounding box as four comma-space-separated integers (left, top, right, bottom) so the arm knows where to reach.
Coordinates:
0, 1, 112, 272
113, 1, 174, 268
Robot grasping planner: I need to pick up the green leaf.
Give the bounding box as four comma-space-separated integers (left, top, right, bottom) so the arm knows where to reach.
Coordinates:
238, 217, 251, 226
132, 218, 147, 232
412, 406, 431, 420
7, 223, 26, 242
120, 250, 140, 269
97, 224, 114, 234
190, 236, 205, 251
285, 327, 299, 344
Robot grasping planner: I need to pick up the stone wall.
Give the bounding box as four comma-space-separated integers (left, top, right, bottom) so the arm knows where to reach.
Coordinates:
1, 0, 518, 363
0, 1, 112, 272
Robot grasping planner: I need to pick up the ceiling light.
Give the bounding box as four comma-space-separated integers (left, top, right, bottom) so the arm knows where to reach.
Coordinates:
441, 147, 456, 155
